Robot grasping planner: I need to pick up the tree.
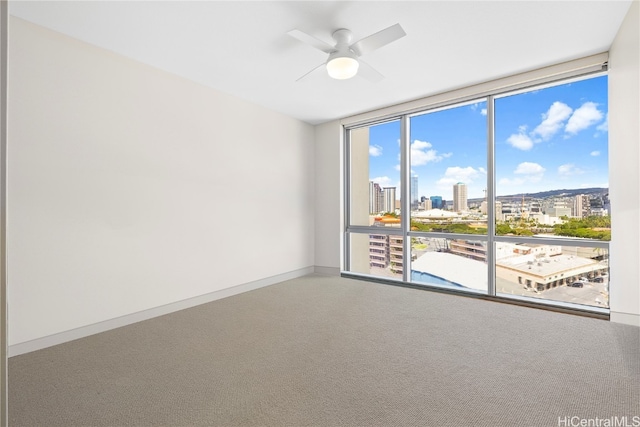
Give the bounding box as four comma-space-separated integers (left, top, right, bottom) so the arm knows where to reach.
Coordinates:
496, 223, 512, 235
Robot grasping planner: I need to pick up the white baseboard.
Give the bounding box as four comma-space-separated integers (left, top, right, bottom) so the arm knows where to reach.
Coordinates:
9, 266, 315, 357
610, 311, 640, 327
314, 265, 340, 276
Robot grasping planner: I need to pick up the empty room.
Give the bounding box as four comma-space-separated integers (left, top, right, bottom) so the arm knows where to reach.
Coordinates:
1, 1, 639, 426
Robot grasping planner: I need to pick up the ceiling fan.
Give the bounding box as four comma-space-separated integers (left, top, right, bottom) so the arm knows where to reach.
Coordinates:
287, 23, 406, 82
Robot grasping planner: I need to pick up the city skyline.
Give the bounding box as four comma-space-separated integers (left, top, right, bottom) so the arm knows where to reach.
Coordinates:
368, 75, 609, 201
368, 175, 608, 214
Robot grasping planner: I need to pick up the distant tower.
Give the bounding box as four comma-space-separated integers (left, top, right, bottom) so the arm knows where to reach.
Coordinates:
453, 182, 468, 212
369, 181, 384, 214
383, 187, 397, 213
573, 194, 591, 218
410, 176, 419, 210
430, 196, 443, 209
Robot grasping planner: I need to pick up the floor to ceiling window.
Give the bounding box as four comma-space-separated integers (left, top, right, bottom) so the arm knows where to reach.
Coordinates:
493, 75, 609, 308
346, 119, 403, 280
407, 100, 489, 293
344, 71, 610, 313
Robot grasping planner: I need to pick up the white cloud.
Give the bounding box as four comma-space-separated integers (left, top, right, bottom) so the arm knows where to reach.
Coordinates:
557, 163, 584, 176
505, 101, 604, 153
565, 102, 603, 135
370, 176, 393, 188
532, 101, 573, 140
514, 162, 545, 175
596, 112, 609, 133
507, 132, 534, 150
590, 151, 600, 156
471, 103, 487, 116
442, 152, 453, 158
513, 162, 545, 182
369, 144, 383, 157
436, 166, 481, 187
411, 140, 447, 166
411, 139, 431, 149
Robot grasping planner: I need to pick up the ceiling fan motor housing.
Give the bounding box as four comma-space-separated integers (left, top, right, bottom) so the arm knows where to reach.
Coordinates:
332, 28, 354, 47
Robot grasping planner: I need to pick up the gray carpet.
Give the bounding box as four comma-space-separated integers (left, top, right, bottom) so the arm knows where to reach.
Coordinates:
9, 274, 640, 426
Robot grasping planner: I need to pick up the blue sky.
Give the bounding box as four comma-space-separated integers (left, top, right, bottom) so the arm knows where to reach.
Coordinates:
367, 75, 609, 201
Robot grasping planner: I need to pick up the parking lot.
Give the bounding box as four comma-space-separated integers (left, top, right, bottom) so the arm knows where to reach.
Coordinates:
496, 276, 609, 308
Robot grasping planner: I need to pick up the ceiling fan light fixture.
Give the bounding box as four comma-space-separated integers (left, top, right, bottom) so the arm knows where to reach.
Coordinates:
326, 55, 359, 80
288, 24, 405, 82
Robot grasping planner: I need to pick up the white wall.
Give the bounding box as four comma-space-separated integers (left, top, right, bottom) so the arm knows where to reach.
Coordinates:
0, 1, 8, 422
8, 17, 315, 348
609, 0, 640, 327
313, 121, 341, 274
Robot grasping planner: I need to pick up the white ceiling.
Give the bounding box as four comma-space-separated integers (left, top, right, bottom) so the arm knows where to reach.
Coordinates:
10, 1, 633, 125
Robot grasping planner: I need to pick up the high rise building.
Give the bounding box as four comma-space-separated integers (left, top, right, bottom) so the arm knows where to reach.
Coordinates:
529, 201, 542, 214
369, 181, 384, 214
547, 200, 572, 218
453, 182, 468, 212
430, 196, 443, 209
411, 175, 419, 210
589, 196, 607, 216
383, 187, 396, 213
369, 217, 403, 277
369, 234, 389, 269
603, 193, 611, 213
589, 196, 603, 210
573, 194, 590, 218
389, 236, 404, 275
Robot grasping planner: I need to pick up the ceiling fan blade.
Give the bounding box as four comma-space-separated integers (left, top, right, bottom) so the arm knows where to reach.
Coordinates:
295, 63, 326, 82
357, 59, 385, 83
287, 29, 336, 54
350, 23, 406, 57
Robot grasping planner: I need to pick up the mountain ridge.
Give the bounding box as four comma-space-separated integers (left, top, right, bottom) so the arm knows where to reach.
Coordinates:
466, 187, 608, 203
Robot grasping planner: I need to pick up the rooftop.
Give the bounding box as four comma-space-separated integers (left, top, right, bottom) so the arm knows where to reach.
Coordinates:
411, 252, 486, 292
497, 254, 600, 278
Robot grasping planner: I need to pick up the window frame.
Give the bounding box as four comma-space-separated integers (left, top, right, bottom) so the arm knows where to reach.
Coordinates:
343, 66, 610, 316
